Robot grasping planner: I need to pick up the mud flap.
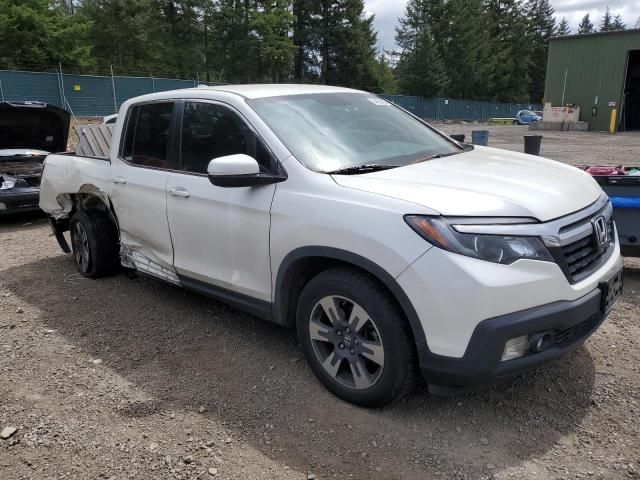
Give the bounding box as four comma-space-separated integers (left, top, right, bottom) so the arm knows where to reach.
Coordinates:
49, 217, 71, 253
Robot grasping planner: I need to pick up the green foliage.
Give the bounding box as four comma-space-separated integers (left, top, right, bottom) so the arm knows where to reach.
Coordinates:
599, 6, 612, 32
0, 0, 563, 103
80, 0, 166, 75
611, 14, 625, 31
0, 0, 92, 70
578, 13, 594, 34
525, 0, 555, 103
442, 0, 495, 100
394, 0, 449, 96
556, 17, 571, 36
484, 0, 530, 102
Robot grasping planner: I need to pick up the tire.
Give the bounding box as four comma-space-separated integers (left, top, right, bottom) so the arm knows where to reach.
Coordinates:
513, 120, 520, 125
69, 210, 120, 279
296, 267, 416, 407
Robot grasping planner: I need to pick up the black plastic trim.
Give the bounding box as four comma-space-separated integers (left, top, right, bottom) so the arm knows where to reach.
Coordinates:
178, 274, 272, 321
273, 246, 427, 344
419, 288, 607, 392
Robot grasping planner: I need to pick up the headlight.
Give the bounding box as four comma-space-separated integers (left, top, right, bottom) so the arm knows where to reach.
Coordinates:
404, 215, 553, 264
0, 179, 15, 190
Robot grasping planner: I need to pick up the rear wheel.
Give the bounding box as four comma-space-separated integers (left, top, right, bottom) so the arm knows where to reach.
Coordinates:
296, 268, 415, 407
69, 210, 120, 278
513, 119, 520, 125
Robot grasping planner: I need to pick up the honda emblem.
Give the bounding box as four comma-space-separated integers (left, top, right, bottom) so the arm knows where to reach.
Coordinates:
592, 216, 609, 247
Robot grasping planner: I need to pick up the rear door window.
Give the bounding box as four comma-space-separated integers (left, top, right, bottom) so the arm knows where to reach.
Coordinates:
121, 102, 176, 169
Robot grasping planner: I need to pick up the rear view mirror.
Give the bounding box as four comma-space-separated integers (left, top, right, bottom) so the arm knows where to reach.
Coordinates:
207, 154, 287, 188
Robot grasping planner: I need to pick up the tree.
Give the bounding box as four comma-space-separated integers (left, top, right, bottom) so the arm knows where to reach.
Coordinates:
80, 0, 166, 75
441, 0, 495, 100
578, 13, 594, 34
292, 0, 381, 90
485, 0, 530, 102
0, 0, 92, 71
253, 0, 296, 83
525, 0, 555, 103
600, 6, 613, 32
556, 17, 571, 36
636, 16, 640, 29
395, 25, 448, 96
394, 0, 449, 96
611, 14, 625, 31
371, 52, 396, 94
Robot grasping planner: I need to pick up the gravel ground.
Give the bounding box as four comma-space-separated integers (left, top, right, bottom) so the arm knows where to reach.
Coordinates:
437, 123, 640, 167
1, 126, 639, 479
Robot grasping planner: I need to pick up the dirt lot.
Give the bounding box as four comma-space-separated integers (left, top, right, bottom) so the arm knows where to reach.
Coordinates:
1, 126, 639, 479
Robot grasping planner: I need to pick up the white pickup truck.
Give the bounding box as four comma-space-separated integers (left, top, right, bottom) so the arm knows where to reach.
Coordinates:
40, 85, 624, 407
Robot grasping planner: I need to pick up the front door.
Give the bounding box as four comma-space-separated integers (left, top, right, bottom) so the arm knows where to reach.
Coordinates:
166, 101, 279, 301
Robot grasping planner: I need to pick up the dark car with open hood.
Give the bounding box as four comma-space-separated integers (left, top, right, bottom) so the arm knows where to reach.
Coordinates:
0, 101, 70, 214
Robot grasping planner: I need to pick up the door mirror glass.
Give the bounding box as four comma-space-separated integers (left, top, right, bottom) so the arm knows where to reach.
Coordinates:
207, 154, 261, 187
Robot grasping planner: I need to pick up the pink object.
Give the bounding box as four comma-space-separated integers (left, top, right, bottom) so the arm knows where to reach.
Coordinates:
584, 165, 625, 176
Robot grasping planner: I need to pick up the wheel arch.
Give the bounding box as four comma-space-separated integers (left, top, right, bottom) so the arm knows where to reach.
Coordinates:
49, 186, 121, 254
273, 247, 427, 345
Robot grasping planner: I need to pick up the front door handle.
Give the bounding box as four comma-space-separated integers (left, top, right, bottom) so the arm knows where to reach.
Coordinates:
111, 176, 126, 184
168, 187, 190, 198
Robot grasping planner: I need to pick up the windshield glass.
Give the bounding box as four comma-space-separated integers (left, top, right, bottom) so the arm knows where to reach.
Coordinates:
247, 93, 459, 172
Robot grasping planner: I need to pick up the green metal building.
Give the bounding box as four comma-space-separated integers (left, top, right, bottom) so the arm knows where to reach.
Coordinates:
544, 29, 640, 132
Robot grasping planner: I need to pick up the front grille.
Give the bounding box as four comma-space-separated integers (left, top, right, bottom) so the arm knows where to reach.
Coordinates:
553, 314, 601, 346
553, 217, 614, 284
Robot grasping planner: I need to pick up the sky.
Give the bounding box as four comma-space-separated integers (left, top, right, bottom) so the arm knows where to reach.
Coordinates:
365, 0, 640, 51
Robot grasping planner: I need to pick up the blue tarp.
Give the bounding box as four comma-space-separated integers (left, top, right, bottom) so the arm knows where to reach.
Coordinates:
610, 196, 640, 209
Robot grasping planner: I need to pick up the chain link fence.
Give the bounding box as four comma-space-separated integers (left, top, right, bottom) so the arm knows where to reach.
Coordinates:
0, 69, 542, 120
380, 95, 543, 122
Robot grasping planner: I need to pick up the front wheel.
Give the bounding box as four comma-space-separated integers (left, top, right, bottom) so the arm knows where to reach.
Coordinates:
296, 268, 416, 407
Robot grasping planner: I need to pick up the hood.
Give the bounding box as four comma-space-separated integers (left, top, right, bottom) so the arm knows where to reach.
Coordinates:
332, 146, 603, 222
0, 101, 70, 153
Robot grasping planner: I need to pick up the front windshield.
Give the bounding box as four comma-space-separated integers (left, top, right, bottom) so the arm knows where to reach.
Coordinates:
247, 93, 459, 172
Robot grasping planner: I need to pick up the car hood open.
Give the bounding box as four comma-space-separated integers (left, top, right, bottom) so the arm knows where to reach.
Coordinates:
332, 146, 603, 222
0, 101, 70, 154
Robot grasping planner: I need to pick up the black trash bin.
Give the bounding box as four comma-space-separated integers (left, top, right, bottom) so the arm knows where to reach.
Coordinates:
524, 135, 542, 156
450, 134, 465, 142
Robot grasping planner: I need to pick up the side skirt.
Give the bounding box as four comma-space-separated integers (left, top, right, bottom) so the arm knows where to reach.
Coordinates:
177, 274, 273, 322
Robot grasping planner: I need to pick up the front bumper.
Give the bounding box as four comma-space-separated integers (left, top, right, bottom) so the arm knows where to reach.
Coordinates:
0, 190, 41, 214
417, 286, 608, 393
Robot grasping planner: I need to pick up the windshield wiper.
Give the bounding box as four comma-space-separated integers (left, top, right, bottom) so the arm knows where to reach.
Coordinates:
326, 164, 401, 175
414, 151, 462, 163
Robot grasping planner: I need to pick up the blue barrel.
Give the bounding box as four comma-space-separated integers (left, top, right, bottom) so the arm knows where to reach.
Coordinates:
471, 130, 489, 146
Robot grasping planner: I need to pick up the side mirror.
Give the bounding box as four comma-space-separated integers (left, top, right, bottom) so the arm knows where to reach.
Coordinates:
207, 154, 287, 188
207, 154, 259, 187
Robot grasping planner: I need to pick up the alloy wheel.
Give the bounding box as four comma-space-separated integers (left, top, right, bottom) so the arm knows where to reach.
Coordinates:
308, 295, 385, 390
73, 222, 90, 272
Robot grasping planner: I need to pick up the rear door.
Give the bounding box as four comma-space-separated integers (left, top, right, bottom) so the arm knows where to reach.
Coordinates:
165, 100, 279, 301
108, 102, 180, 282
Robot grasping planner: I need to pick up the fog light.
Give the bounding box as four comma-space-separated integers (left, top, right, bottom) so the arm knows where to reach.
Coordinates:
0, 202, 6, 210
501, 335, 528, 361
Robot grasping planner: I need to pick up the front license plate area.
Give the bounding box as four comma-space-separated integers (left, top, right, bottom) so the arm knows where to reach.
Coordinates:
600, 268, 624, 314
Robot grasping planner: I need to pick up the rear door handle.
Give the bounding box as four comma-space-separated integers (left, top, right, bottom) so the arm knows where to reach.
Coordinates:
111, 176, 126, 184
168, 187, 190, 198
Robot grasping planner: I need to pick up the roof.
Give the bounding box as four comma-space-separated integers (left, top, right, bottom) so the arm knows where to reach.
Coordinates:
190, 83, 364, 99
550, 28, 640, 42
118, 84, 368, 110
